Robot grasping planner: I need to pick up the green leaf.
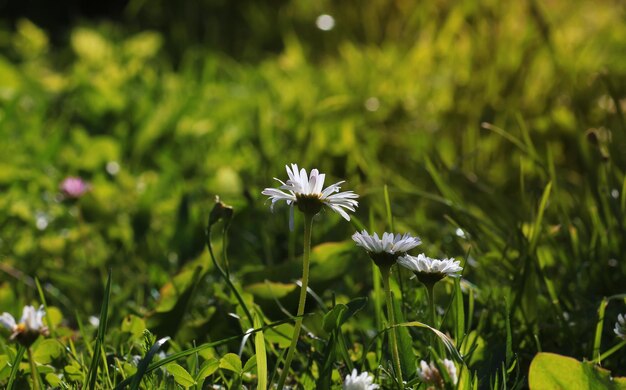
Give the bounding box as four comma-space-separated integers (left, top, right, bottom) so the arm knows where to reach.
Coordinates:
195, 358, 219, 383
529, 352, 626, 389
322, 304, 347, 333
45, 373, 63, 387
219, 353, 242, 374
243, 354, 257, 373
339, 297, 368, 326
265, 323, 294, 348
323, 297, 368, 334
32, 339, 64, 364
121, 314, 146, 337
309, 241, 355, 282
244, 281, 296, 300
165, 363, 196, 388
64, 361, 83, 382
396, 321, 463, 362
393, 296, 416, 377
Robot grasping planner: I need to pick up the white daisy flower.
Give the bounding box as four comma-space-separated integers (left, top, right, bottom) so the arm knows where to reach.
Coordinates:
0, 305, 49, 346
352, 230, 421, 268
398, 253, 463, 284
343, 368, 379, 390
615, 313, 626, 339
417, 359, 458, 389
262, 164, 358, 229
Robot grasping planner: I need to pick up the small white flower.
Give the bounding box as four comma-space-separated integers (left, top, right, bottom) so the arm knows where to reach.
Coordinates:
0, 305, 49, 346
343, 368, 379, 390
352, 230, 421, 268
615, 313, 626, 339
398, 253, 462, 284
262, 164, 358, 229
352, 230, 422, 254
417, 359, 458, 389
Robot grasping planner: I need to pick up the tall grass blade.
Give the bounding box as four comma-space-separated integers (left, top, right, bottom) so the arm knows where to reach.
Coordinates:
86, 269, 112, 389
253, 314, 267, 390
130, 336, 170, 390
529, 181, 552, 252
7, 345, 26, 390
34, 277, 55, 338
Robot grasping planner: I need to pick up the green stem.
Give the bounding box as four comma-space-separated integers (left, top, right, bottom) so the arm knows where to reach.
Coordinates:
594, 339, 626, 363
381, 266, 403, 389
207, 229, 254, 326
27, 347, 40, 390
426, 283, 444, 356
276, 213, 314, 389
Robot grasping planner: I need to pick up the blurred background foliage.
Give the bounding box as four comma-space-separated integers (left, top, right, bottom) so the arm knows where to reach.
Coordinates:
1, 0, 626, 384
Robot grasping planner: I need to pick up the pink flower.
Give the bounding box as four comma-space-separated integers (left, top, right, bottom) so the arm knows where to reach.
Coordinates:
60, 177, 90, 198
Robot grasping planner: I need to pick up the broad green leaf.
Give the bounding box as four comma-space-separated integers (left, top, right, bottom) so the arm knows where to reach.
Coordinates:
45, 373, 63, 387
243, 354, 257, 373
64, 362, 83, 382
244, 281, 296, 299
195, 358, 219, 383
219, 353, 242, 374
46, 307, 63, 329
529, 352, 626, 389
265, 323, 294, 348
121, 314, 146, 337
33, 339, 64, 364
0, 355, 9, 371
309, 242, 354, 282
165, 363, 196, 388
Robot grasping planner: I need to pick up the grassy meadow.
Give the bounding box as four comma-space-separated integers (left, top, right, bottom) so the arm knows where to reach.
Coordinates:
0, 0, 626, 388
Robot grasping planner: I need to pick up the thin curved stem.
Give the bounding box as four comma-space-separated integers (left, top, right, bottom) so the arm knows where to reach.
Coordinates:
381, 266, 403, 389
276, 213, 314, 389
207, 229, 254, 326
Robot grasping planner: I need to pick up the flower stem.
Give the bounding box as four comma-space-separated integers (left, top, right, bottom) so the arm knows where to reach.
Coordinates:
381, 266, 403, 389
276, 212, 314, 389
426, 283, 443, 356
27, 347, 40, 390
207, 228, 254, 326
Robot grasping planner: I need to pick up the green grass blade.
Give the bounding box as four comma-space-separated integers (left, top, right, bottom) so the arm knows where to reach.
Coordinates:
395, 321, 463, 362
592, 297, 609, 362
529, 181, 552, 252
253, 314, 267, 390
34, 277, 55, 338
130, 336, 170, 390
7, 345, 26, 390
86, 269, 112, 389
383, 184, 394, 232
454, 278, 465, 347
505, 299, 513, 368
